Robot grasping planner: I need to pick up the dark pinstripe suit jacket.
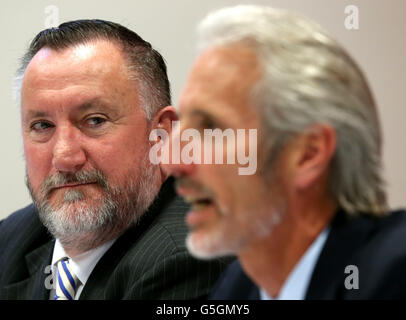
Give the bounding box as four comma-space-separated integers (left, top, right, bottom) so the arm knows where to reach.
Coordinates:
0, 178, 231, 300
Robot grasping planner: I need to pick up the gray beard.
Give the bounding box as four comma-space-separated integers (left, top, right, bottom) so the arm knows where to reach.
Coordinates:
26, 155, 160, 254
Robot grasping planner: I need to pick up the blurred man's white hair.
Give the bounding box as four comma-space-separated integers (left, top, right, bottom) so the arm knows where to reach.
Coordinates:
197, 5, 386, 215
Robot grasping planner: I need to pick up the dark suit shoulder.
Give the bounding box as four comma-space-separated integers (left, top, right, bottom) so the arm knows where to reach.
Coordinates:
348, 210, 406, 261
0, 204, 52, 294
370, 209, 406, 234
307, 209, 406, 299
0, 204, 38, 238
0, 204, 49, 258
346, 209, 406, 299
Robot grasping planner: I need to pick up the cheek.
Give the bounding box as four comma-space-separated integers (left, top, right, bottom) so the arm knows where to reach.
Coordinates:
89, 136, 148, 183
204, 167, 238, 216
24, 141, 53, 189
227, 176, 265, 214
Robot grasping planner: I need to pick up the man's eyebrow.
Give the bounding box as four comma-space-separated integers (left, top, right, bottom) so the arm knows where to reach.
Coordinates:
185, 109, 225, 127
25, 110, 48, 119
186, 109, 215, 121
76, 99, 117, 114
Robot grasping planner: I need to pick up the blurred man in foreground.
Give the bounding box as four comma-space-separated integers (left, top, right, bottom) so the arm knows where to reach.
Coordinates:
166, 5, 406, 299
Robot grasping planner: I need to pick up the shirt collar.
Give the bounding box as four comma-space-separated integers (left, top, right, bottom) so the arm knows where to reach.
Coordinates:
260, 226, 330, 300
52, 238, 116, 286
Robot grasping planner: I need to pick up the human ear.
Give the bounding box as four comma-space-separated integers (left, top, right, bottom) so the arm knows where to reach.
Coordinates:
292, 124, 337, 190
151, 106, 178, 143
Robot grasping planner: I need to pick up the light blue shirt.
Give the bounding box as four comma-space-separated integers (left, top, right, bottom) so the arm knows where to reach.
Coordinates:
260, 227, 330, 300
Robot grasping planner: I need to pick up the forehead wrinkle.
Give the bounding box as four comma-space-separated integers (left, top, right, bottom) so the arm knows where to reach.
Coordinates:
23, 97, 119, 120
24, 109, 49, 120
21, 42, 138, 120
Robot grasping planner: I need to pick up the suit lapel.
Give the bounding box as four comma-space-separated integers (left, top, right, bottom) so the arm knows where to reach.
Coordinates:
79, 177, 177, 299
232, 263, 260, 299
210, 260, 260, 300
2, 240, 54, 300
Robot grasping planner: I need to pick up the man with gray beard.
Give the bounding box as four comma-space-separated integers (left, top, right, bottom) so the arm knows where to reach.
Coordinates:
0, 19, 230, 300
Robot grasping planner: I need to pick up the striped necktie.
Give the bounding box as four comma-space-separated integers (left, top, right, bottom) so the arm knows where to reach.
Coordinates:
54, 258, 81, 300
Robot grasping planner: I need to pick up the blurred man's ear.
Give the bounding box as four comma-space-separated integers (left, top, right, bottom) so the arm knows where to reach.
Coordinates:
288, 124, 337, 190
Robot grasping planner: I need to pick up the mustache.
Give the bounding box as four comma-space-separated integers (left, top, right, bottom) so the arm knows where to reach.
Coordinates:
41, 169, 108, 196
175, 178, 215, 198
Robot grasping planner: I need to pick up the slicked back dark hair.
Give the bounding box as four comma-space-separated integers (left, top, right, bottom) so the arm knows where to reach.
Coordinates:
16, 19, 171, 120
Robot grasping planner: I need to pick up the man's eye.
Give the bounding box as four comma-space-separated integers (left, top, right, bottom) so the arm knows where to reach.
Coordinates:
197, 117, 216, 130
86, 117, 106, 127
190, 115, 216, 131
202, 119, 216, 130
31, 121, 54, 132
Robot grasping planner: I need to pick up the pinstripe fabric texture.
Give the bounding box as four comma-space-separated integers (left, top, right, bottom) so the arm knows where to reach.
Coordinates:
0, 178, 233, 300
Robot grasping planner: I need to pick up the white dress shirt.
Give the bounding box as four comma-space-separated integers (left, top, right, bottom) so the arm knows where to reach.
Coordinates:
49, 238, 116, 300
260, 227, 330, 300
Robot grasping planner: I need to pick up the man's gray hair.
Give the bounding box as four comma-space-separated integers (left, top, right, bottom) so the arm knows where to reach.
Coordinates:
197, 5, 387, 215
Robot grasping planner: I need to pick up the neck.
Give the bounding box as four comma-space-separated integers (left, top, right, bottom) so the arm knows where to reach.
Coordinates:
238, 197, 337, 298
59, 229, 119, 258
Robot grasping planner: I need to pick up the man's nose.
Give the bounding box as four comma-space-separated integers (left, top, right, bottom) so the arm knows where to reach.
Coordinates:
52, 125, 86, 173
163, 158, 196, 178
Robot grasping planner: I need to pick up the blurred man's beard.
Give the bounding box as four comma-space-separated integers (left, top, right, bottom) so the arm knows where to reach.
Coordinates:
25, 154, 160, 252
180, 176, 285, 260
185, 205, 283, 260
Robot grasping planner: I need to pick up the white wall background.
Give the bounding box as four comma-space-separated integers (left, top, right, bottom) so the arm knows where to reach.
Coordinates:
0, 0, 405, 219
